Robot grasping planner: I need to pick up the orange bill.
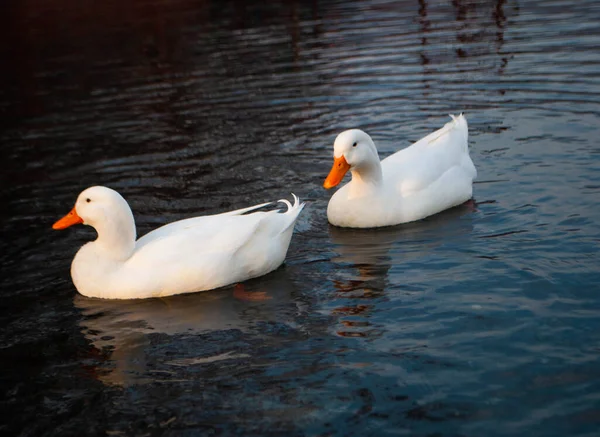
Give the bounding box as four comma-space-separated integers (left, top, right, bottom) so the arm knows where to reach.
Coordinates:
323, 155, 351, 189
53, 207, 83, 230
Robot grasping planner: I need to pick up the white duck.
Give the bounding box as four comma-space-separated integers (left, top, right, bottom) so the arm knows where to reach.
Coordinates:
323, 114, 476, 228
53, 186, 304, 299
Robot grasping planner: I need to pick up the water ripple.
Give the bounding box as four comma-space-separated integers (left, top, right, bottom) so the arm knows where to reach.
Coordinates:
1, 0, 600, 436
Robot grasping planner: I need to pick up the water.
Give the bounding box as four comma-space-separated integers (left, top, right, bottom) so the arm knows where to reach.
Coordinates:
1, 0, 600, 435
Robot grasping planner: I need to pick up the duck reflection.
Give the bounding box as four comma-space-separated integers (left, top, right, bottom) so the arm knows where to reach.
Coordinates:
75, 268, 301, 386
328, 202, 476, 338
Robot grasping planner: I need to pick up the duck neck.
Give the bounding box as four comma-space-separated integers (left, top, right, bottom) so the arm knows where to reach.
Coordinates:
349, 160, 383, 198
91, 210, 136, 261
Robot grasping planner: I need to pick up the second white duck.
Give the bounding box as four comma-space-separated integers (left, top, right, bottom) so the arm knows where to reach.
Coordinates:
323, 114, 477, 228
53, 186, 304, 299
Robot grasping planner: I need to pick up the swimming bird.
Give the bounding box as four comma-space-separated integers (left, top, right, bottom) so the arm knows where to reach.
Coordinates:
323, 114, 476, 228
53, 186, 304, 299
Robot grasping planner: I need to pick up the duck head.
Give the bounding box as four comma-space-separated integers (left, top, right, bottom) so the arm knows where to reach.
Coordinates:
53, 186, 136, 258
323, 129, 380, 189
53, 186, 129, 229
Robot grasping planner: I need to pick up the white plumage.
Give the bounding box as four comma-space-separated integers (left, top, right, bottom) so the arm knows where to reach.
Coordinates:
324, 114, 476, 228
53, 186, 304, 299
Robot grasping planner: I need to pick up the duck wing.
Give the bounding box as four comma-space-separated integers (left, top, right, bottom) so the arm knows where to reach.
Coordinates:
382, 114, 474, 197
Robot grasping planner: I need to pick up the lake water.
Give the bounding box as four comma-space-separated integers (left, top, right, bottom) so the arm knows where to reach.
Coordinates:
1, 0, 600, 435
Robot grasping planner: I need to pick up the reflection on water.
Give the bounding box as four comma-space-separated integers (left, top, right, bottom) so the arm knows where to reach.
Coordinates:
75, 269, 303, 386
1, 0, 600, 435
330, 202, 476, 267
418, 0, 511, 96
328, 203, 476, 338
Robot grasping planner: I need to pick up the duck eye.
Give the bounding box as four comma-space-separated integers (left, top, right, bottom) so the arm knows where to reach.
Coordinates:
352, 142, 357, 147
86, 198, 91, 203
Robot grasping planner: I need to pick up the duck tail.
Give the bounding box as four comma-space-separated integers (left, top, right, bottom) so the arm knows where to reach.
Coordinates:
276, 193, 305, 234
449, 113, 469, 148
276, 193, 302, 213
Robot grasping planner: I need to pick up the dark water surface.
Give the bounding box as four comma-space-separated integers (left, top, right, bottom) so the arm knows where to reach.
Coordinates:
1, 0, 600, 435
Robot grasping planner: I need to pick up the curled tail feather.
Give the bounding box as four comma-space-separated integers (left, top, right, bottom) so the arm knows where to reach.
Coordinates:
277, 193, 302, 213
277, 193, 305, 235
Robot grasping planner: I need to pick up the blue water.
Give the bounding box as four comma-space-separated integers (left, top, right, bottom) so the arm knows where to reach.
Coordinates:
1, 0, 600, 436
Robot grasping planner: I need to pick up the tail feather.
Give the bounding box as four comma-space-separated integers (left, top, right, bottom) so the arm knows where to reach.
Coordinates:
428, 113, 468, 149
277, 193, 305, 235
277, 197, 293, 212
450, 113, 469, 148
277, 193, 302, 213
224, 201, 273, 216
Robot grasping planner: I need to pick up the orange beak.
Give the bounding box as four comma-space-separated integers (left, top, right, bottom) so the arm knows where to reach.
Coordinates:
323, 155, 351, 189
53, 207, 83, 230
